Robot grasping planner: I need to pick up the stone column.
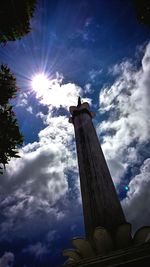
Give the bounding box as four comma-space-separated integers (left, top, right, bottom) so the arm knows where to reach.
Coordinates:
69, 100, 126, 241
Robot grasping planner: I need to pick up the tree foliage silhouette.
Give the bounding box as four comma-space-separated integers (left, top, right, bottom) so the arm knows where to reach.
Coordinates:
0, 0, 36, 43
0, 64, 23, 174
134, 0, 150, 28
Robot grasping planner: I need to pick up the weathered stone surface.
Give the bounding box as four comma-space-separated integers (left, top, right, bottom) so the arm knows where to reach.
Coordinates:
62, 224, 150, 264
72, 238, 95, 258
63, 100, 150, 266
115, 223, 132, 249
64, 242, 150, 266
69, 101, 126, 241
94, 227, 114, 254
134, 226, 150, 245
62, 249, 81, 261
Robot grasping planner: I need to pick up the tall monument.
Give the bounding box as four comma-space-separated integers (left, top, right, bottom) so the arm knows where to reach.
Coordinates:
69, 97, 126, 241
63, 98, 150, 266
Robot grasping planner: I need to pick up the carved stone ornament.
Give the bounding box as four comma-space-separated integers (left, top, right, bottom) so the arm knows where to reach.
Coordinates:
62, 223, 150, 265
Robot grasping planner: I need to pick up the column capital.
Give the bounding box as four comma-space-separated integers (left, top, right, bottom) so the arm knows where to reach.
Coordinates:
69, 102, 95, 123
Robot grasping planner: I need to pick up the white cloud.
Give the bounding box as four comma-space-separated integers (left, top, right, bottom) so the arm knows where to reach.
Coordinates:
26, 106, 33, 114
84, 83, 93, 94
0, 114, 79, 241
23, 242, 49, 259
0, 67, 93, 245
29, 73, 91, 109
122, 158, 150, 232
16, 92, 29, 107
88, 69, 102, 82
37, 82, 81, 108
0, 252, 14, 267
16, 72, 91, 116
98, 42, 150, 182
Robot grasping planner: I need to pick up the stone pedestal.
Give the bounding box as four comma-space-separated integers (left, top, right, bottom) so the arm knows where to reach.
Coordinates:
65, 242, 150, 267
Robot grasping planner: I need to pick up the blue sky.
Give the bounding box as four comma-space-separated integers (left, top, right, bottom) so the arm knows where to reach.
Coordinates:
0, 0, 150, 266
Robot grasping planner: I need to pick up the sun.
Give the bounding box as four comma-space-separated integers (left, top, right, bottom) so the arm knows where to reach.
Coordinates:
31, 73, 50, 94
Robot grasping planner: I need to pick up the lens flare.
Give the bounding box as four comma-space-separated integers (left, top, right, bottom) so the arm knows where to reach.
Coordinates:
31, 73, 50, 94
